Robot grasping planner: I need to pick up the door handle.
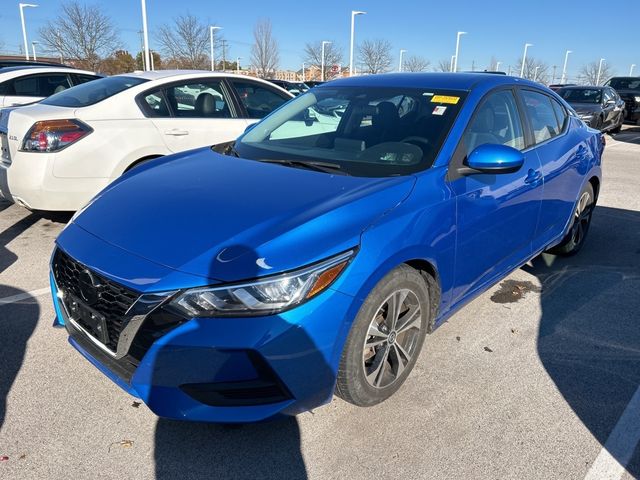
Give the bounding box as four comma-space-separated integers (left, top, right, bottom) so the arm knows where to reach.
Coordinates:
165, 129, 189, 136
524, 169, 542, 185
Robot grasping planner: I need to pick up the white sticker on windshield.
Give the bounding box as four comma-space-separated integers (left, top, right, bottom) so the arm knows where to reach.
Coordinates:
432, 106, 447, 116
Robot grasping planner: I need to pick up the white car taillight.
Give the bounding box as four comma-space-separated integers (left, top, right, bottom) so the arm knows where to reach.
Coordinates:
21, 119, 92, 152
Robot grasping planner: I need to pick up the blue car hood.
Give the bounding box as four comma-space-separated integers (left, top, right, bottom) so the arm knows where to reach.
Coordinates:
73, 148, 416, 283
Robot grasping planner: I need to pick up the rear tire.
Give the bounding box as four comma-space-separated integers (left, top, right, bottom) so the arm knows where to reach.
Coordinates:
336, 265, 431, 407
546, 182, 595, 256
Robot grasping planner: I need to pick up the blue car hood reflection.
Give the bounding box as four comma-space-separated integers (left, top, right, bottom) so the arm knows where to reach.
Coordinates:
73, 148, 416, 282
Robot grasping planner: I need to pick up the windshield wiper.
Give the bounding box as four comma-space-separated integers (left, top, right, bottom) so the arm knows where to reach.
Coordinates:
258, 159, 348, 175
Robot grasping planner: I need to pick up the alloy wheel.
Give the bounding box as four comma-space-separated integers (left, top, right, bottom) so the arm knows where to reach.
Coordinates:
362, 289, 422, 389
570, 190, 593, 247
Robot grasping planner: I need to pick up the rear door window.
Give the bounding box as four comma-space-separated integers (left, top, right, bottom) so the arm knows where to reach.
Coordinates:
520, 90, 562, 144
163, 81, 234, 118
550, 97, 568, 131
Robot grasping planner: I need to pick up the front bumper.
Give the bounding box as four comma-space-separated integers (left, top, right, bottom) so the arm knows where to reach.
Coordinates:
51, 243, 358, 423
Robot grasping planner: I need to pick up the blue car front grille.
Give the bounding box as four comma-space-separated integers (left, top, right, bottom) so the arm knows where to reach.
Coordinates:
52, 248, 139, 352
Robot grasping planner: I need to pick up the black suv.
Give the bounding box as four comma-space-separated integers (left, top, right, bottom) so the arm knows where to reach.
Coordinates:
606, 77, 640, 125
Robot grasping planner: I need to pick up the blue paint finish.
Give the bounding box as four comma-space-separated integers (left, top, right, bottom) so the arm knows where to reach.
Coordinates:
52, 73, 603, 423
466, 144, 525, 172
50, 271, 65, 327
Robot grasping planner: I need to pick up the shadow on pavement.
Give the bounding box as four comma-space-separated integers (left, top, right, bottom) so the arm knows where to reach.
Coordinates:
0, 213, 41, 275
154, 418, 307, 479
612, 126, 640, 144
526, 205, 640, 477
0, 288, 40, 432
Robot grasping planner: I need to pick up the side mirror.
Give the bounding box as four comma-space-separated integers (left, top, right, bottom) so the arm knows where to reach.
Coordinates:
605, 99, 616, 106
462, 144, 525, 175
244, 122, 257, 133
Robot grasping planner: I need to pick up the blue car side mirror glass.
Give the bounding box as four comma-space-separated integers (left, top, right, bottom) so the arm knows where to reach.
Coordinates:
465, 144, 525, 174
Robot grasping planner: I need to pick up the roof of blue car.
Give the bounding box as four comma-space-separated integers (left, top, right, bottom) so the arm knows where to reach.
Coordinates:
322, 72, 538, 91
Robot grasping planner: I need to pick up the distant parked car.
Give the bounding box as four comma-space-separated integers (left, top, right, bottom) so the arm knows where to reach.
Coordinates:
0, 66, 100, 107
548, 83, 577, 92
0, 59, 66, 68
267, 79, 309, 95
605, 77, 640, 125
558, 86, 625, 133
0, 70, 293, 211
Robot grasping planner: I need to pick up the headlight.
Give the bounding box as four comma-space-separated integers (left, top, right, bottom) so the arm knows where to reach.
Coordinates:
578, 112, 593, 120
635, 96, 640, 103
170, 249, 355, 317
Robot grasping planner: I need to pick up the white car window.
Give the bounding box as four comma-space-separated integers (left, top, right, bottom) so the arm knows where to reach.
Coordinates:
164, 81, 232, 118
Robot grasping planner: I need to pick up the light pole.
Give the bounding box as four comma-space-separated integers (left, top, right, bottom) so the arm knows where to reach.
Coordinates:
140, 0, 151, 72
596, 58, 605, 85
398, 49, 406, 72
520, 43, 533, 78
450, 55, 455, 72
631, 64, 637, 76
453, 31, 467, 72
321, 40, 331, 82
349, 10, 366, 76
496, 61, 502, 72
236, 57, 242, 74
150, 50, 155, 70
302, 62, 306, 82
533, 66, 540, 81
31, 41, 38, 61
19, 3, 38, 61
561, 50, 572, 84
209, 26, 222, 71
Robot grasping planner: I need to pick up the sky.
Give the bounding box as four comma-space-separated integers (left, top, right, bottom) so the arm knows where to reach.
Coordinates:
1, 0, 639, 81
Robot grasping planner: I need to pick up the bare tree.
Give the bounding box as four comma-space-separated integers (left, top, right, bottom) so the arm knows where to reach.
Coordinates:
358, 39, 393, 74
403, 55, 430, 72
515, 56, 550, 84
578, 61, 614, 86
38, 1, 120, 70
250, 19, 279, 78
435, 58, 452, 72
303, 41, 343, 80
486, 56, 499, 72
157, 14, 212, 69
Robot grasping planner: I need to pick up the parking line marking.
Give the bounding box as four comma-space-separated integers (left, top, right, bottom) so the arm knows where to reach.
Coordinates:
584, 385, 640, 480
0, 287, 50, 305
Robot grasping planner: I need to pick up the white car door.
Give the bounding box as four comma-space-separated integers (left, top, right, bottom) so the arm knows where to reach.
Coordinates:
2, 72, 72, 107
140, 79, 248, 152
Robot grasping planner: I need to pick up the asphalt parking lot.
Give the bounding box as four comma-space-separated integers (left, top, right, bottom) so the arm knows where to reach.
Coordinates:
0, 126, 639, 480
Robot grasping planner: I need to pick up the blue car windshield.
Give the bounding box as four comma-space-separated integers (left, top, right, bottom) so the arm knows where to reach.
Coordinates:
236, 86, 467, 177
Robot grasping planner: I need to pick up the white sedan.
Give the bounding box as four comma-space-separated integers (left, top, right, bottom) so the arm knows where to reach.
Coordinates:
0, 70, 293, 211
0, 65, 100, 107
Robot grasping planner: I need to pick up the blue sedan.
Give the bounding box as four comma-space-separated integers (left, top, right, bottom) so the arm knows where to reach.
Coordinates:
50, 73, 603, 422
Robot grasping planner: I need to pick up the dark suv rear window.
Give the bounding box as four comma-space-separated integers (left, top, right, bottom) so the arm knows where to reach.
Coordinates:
41, 76, 148, 107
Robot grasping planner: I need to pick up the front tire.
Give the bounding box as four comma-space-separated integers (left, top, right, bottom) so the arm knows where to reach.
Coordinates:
336, 265, 431, 407
547, 182, 595, 256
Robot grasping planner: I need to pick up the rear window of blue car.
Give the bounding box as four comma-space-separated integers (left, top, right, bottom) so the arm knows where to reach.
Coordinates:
236, 86, 467, 177
41, 76, 148, 107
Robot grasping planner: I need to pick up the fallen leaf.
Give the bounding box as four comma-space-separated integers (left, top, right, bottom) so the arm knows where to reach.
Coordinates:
0, 456, 8, 462
483, 346, 493, 352
131, 401, 141, 408
108, 440, 134, 452
18, 454, 26, 460
456, 336, 461, 342
511, 328, 517, 334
